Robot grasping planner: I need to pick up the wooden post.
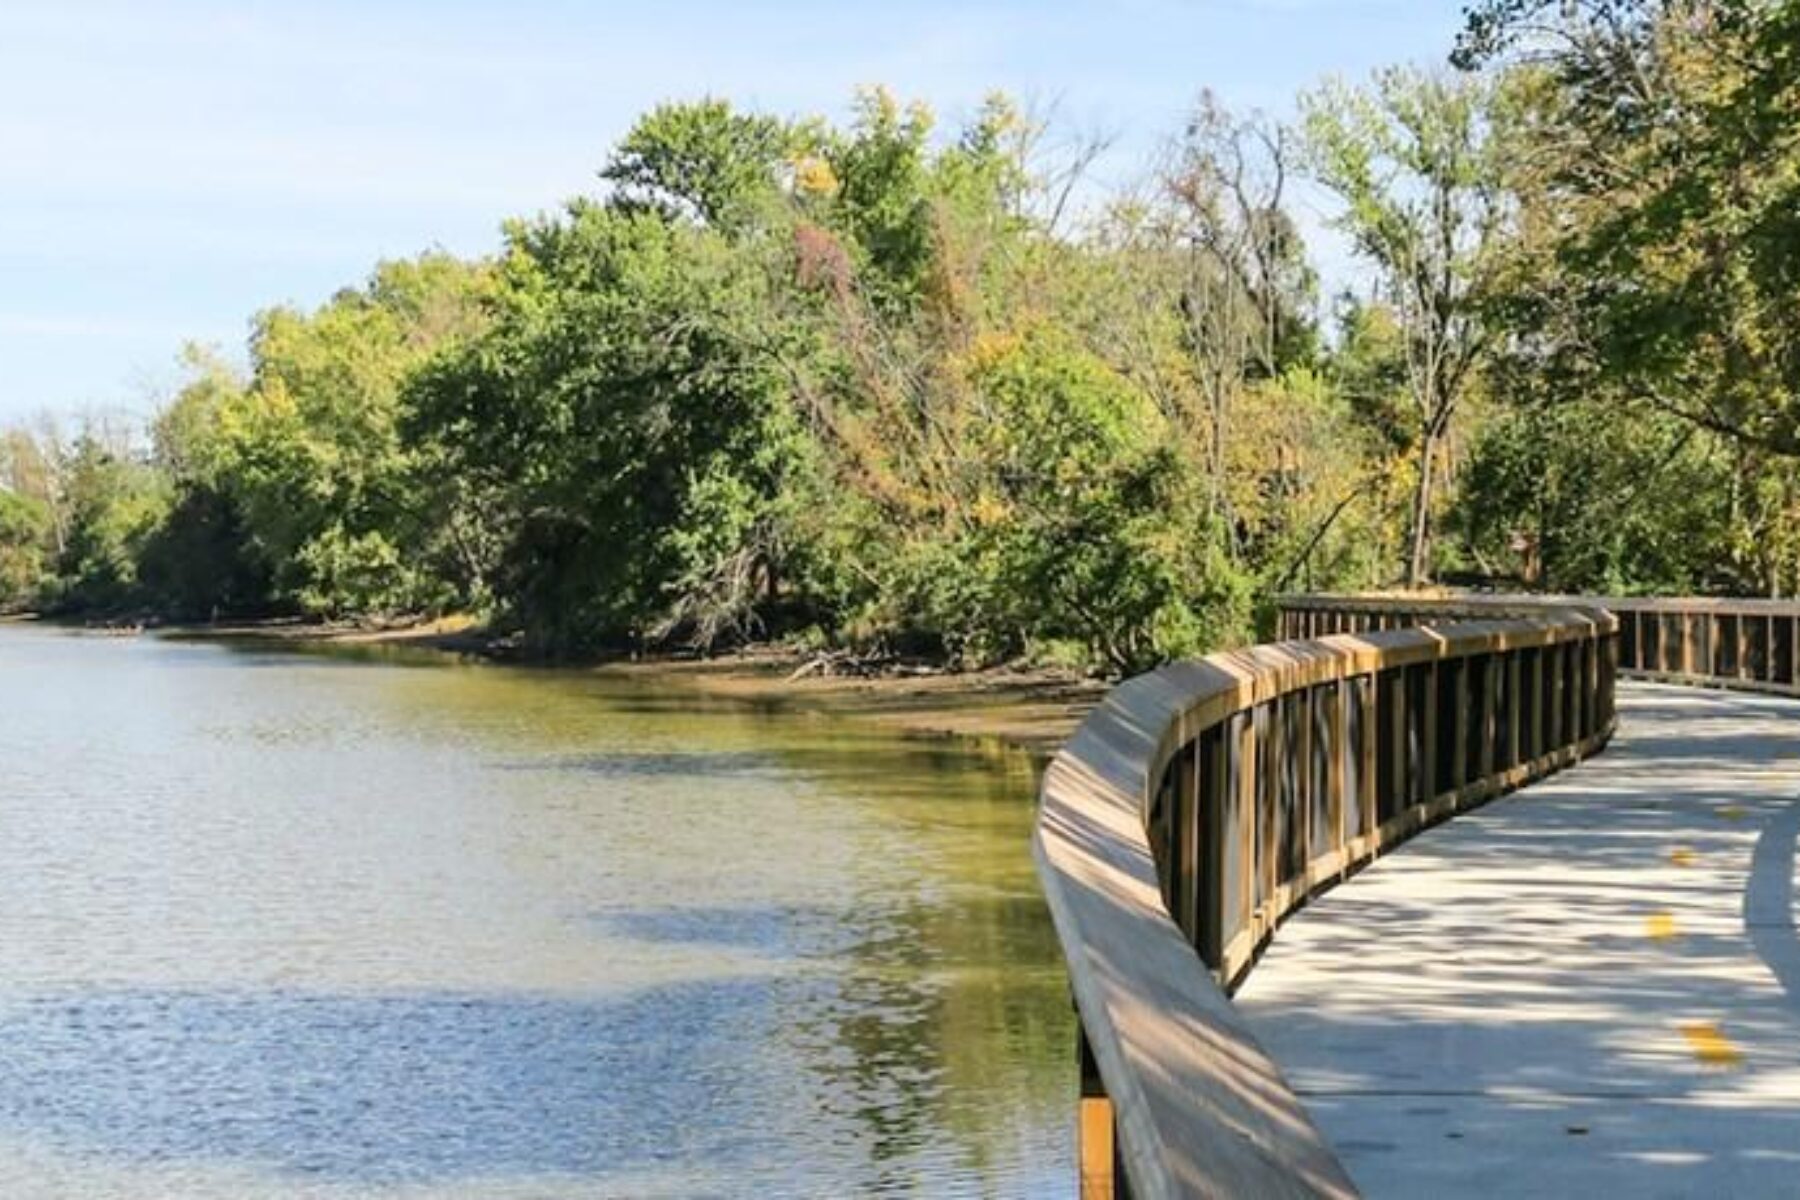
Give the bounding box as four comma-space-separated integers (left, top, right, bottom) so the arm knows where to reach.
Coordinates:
1548, 643, 1565, 751
1421, 664, 1440, 805
1328, 680, 1347, 856
1785, 615, 1800, 690
1527, 648, 1544, 762
1295, 688, 1313, 871
1480, 654, 1500, 778
1079, 1028, 1119, 1200
1175, 741, 1199, 944
1360, 675, 1378, 838
1505, 651, 1522, 770
1236, 708, 1256, 970
1444, 660, 1465, 793
1258, 702, 1277, 926
1581, 640, 1595, 737
1199, 727, 1226, 969
1388, 669, 1407, 823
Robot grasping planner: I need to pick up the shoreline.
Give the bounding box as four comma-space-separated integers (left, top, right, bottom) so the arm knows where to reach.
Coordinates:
596, 652, 1105, 754
13, 613, 1104, 755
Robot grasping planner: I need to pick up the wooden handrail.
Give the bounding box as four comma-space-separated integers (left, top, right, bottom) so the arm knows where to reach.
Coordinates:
1279, 593, 1800, 697
1034, 609, 1617, 1199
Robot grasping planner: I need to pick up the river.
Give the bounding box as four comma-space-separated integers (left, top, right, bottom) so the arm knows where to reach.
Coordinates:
0, 625, 1073, 1198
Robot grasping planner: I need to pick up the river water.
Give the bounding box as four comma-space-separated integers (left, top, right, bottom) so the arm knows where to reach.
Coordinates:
0, 625, 1073, 1198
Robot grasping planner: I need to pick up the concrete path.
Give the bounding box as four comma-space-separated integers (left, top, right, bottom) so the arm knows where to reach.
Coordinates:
1234, 682, 1800, 1198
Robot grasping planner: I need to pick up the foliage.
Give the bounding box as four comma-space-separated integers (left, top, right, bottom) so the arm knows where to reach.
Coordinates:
7, 40, 1795, 662
210, 253, 493, 618
0, 488, 48, 610
407, 192, 796, 653
49, 434, 169, 613
1302, 66, 1507, 586
1450, 0, 1800, 596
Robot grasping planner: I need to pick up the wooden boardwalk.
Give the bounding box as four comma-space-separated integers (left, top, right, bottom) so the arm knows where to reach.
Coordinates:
1235, 682, 1800, 1197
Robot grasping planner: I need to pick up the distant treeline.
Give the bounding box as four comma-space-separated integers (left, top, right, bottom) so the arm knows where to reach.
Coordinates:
3, 1, 1797, 673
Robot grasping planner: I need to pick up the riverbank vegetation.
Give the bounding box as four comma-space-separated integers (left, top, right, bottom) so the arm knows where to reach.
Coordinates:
3, 1, 1795, 674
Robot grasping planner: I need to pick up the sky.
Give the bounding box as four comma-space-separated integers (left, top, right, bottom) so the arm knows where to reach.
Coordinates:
0, 0, 1469, 422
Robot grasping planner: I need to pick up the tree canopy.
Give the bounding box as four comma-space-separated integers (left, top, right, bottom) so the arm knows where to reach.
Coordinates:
4, 8, 1796, 663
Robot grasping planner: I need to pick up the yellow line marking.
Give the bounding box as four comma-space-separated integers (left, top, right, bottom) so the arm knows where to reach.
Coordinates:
1647, 912, 1679, 941
1680, 1021, 1743, 1067
1717, 805, 1749, 820
1668, 846, 1697, 867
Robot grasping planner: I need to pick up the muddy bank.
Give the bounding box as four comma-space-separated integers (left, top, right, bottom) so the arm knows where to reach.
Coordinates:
597, 651, 1106, 754
94, 615, 1105, 754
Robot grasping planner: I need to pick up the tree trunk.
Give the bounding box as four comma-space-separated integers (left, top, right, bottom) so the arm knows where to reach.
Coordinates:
1407, 428, 1437, 587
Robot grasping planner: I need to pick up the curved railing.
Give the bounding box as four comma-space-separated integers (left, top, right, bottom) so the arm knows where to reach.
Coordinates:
1033, 609, 1617, 1199
1279, 593, 1800, 696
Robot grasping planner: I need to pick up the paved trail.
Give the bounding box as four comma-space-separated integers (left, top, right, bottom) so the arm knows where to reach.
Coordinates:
1235, 682, 1800, 1198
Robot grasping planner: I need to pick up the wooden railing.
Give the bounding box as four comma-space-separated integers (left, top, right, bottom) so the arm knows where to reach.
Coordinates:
1033, 609, 1617, 1199
1278, 593, 1800, 697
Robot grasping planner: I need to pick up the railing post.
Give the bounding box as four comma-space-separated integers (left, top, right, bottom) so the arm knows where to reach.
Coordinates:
1358, 675, 1378, 838
1295, 687, 1314, 880
1234, 708, 1256, 978
1791, 616, 1799, 687
1174, 741, 1200, 945
1256, 703, 1276, 936
1444, 659, 1465, 791
1423, 661, 1444, 801
1526, 647, 1543, 762
1594, 638, 1604, 734
1480, 653, 1499, 779
1328, 679, 1347, 860
1505, 651, 1522, 769
1078, 1026, 1121, 1200
1385, 669, 1405, 826
1199, 727, 1226, 969
1603, 627, 1618, 726
1550, 642, 1562, 750
1566, 642, 1582, 742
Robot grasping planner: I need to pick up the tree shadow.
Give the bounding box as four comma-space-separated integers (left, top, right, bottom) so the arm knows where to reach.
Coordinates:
1234, 683, 1800, 1196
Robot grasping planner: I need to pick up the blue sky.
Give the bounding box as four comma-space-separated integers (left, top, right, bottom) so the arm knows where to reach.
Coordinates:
0, 0, 1468, 422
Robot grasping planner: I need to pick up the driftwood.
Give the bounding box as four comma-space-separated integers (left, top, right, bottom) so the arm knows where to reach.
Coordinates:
785, 649, 944, 681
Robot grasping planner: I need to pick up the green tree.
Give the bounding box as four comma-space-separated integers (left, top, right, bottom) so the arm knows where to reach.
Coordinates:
408, 169, 798, 653
603, 98, 792, 229
0, 488, 48, 610
215, 253, 491, 617
1459, 0, 1800, 448
52, 432, 167, 613
1303, 67, 1507, 586
1453, 1, 1800, 594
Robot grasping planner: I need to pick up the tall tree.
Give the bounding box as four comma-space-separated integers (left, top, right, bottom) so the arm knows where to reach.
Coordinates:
1160, 94, 1316, 537
1303, 67, 1508, 586
215, 252, 492, 617
1456, 0, 1800, 457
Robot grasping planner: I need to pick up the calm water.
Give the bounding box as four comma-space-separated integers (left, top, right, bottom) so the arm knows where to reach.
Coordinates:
0, 625, 1073, 1198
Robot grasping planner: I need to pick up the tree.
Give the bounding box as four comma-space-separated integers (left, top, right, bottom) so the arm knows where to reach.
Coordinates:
1303, 67, 1508, 586
214, 253, 492, 617
407, 156, 798, 653
603, 98, 792, 229
1456, 0, 1800, 458
52, 431, 167, 613
1160, 94, 1316, 534
0, 488, 48, 610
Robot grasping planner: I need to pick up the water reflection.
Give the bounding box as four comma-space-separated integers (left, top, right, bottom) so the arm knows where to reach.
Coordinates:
0, 626, 1072, 1197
